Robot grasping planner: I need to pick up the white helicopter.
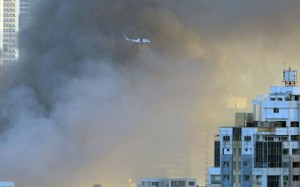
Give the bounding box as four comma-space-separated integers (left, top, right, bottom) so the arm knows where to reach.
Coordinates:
123, 33, 150, 44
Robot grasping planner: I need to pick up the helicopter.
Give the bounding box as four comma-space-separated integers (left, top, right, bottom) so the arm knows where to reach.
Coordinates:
123, 33, 150, 44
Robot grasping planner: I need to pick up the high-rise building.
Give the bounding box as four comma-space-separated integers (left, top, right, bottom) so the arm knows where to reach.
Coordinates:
19, 0, 30, 29
208, 68, 300, 187
0, 0, 31, 64
0, 0, 31, 88
0, 0, 19, 65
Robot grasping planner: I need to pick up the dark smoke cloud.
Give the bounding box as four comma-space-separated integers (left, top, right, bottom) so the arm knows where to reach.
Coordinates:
1, 0, 300, 186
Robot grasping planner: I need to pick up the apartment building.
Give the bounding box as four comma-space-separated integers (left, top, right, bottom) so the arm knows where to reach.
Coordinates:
138, 178, 197, 187
208, 68, 300, 187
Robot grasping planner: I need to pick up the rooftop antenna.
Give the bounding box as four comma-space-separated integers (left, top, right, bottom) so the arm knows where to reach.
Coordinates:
283, 66, 297, 87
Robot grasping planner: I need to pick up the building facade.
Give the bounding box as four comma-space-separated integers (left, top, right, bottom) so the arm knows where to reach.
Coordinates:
208, 68, 300, 187
0, 181, 14, 187
138, 178, 197, 187
0, 0, 31, 64
0, 0, 31, 89
19, 0, 31, 29
0, 0, 19, 65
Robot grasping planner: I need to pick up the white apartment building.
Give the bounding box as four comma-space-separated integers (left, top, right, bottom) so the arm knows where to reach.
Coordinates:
138, 178, 197, 187
0, 181, 14, 187
0, 0, 19, 65
208, 68, 300, 187
0, 0, 31, 64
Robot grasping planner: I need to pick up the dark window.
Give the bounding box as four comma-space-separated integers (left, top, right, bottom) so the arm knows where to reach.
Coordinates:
244, 136, 251, 141
273, 108, 279, 113
223, 161, 230, 167
255, 142, 282, 168
292, 149, 300, 155
283, 149, 289, 154
293, 175, 300, 181
244, 175, 250, 181
291, 135, 299, 141
223, 136, 230, 141
223, 175, 229, 180
291, 121, 299, 127
188, 182, 195, 186
293, 162, 300, 168
214, 141, 220, 167
268, 176, 280, 187
233, 127, 242, 141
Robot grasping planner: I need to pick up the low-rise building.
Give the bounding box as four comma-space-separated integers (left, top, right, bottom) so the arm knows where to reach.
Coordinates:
138, 178, 197, 187
0, 181, 14, 187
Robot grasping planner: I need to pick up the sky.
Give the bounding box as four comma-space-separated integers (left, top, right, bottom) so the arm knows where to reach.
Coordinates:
1, 0, 300, 186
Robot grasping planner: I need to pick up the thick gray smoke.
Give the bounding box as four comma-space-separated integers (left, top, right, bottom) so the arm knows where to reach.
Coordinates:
1, 0, 300, 186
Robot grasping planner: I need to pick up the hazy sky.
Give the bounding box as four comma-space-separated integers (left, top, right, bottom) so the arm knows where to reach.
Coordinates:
1, 0, 300, 186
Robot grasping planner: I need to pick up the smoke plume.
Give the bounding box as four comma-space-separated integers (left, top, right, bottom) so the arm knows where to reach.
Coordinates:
1, 0, 300, 186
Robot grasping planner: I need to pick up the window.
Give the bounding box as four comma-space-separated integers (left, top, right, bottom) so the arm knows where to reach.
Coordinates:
292, 149, 300, 155
291, 121, 299, 127
273, 108, 279, 113
283, 162, 289, 168
254, 176, 262, 185
188, 182, 195, 186
244, 136, 251, 141
223, 175, 229, 180
293, 162, 300, 168
284, 176, 289, 181
255, 142, 282, 168
265, 136, 274, 141
223, 161, 230, 167
211, 175, 221, 184
171, 181, 185, 187
283, 149, 289, 154
268, 176, 280, 187
291, 135, 299, 141
223, 136, 230, 141
233, 127, 242, 141
244, 175, 250, 181
243, 161, 249, 168
293, 175, 300, 181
